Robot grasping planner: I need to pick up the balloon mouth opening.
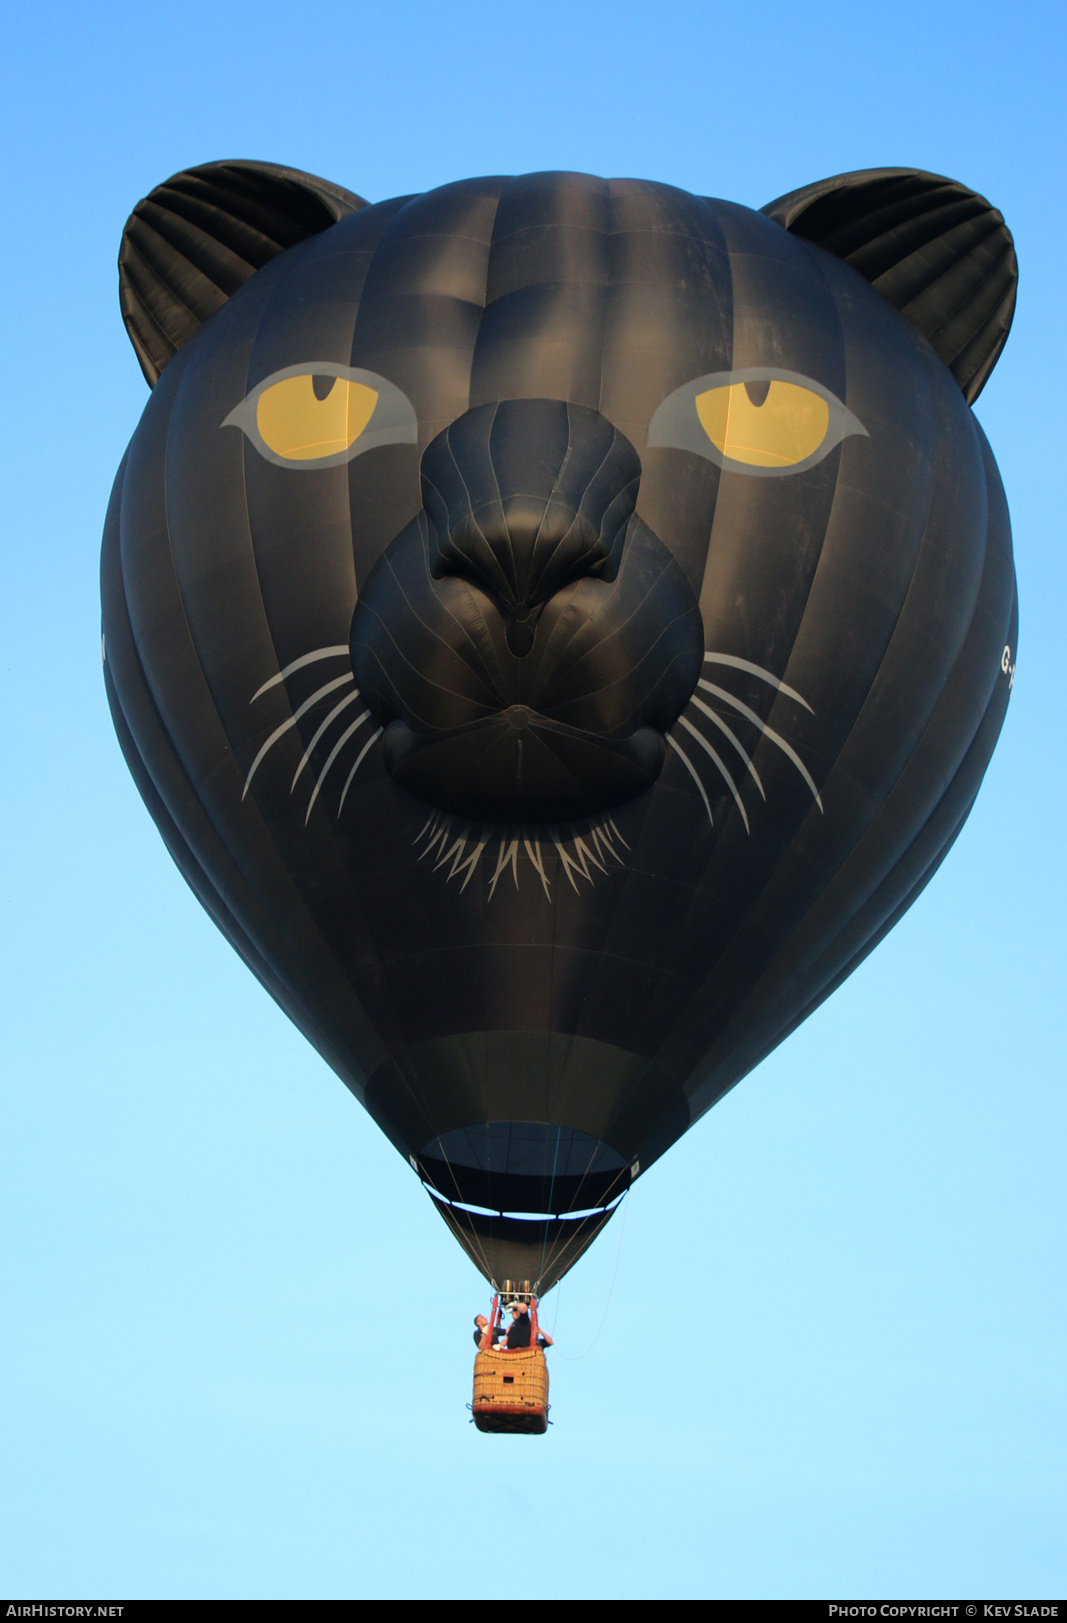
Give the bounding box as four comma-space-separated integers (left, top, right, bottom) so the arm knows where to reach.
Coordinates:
379, 710, 666, 823
414, 1121, 633, 1295
416, 1122, 633, 1215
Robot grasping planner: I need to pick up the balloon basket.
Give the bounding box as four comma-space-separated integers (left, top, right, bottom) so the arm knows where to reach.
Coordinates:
472, 1348, 549, 1434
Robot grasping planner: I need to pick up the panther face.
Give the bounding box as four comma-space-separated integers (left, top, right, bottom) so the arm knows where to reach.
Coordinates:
106, 163, 1017, 1289
125, 171, 917, 834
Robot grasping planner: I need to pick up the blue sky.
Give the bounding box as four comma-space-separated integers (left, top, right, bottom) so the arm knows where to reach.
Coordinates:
1, 0, 1064, 1600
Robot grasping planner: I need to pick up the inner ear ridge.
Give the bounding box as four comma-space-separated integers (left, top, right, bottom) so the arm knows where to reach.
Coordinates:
951, 291, 1017, 402
152, 169, 334, 257
128, 202, 256, 301
762, 167, 1017, 403
811, 183, 985, 267
140, 186, 292, 272
843, 195, 994, 284
118, 235, 214, 362
118, 159, 368, 388
930, 268, 1018, 379
118, 270, 178, 383
875, 213, 1009, 319
899, 225, 1013, 332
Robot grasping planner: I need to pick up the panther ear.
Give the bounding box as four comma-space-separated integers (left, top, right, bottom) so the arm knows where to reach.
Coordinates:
762, 168, 1016, 403
119, 159, 368, 386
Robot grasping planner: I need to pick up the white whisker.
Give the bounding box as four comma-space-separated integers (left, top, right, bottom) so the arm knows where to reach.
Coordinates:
336, 727, 383, 816
417, 815, 451, 860
703, 651, 814, 713
688, 696, 766, 798
455, 838, 489, 892
251, 645, 352, 702
487, 839, 521, 899
435, 832, 469, 874
551, 834, 585, 893
414, 812, 489, 888
243, 674, 354, 798
608, 819, 629, 850
425, 827, 450, 859
571, 834, 608, 876
305, 711, 372, 823
678, 715, 750, 833
291, 688, 363, 789
567, 842, 593, 883
523, 839, 552, 899
698, 680, 824, 810
666, 734, 713, 829
554, 832, 602, 887
416, 813, 448, 852
591, 824, 620, 864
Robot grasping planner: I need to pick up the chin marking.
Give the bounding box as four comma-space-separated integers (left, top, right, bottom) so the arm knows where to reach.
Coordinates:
413, 812, 629, 901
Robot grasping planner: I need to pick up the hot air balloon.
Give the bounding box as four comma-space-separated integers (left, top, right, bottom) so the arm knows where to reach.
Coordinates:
103, 161, 1017, 1307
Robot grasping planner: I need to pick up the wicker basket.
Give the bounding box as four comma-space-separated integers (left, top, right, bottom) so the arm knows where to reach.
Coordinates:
472, 1347, 549, 1435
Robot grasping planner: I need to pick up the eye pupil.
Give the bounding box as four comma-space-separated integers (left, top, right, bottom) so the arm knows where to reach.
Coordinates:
694, 380, 830, 468
744, 380, 771, 407
251, 374, 380, 461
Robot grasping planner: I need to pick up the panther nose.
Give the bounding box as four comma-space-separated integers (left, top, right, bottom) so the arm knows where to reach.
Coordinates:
349, 395, 705, 823
505, 604, 536, 658
421, 399, 643, 651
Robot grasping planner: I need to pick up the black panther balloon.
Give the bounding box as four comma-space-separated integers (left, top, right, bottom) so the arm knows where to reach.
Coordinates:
103, 162, 1018, 1290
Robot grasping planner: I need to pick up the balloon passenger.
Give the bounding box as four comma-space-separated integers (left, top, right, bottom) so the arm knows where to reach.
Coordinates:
505, 1303, 553, 1351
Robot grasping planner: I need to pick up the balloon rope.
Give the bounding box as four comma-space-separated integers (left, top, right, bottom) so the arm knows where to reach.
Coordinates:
535, 1153, 630, 1295
425, 1141, 496, 1285
552, 1193, 628, 1362
537, 1127, 563, 1287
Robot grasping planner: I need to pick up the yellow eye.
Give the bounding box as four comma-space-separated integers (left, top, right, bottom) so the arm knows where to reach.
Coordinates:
695, 380, 829, 467
224, 364, 417, 469
255, 374, 379, 461
647, 369, 866, 477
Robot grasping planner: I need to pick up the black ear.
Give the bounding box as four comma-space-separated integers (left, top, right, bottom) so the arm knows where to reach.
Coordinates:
119, 160, 367, 386
762, 168, 1016, 403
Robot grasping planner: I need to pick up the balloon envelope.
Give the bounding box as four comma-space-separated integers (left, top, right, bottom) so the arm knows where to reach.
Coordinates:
103, 164, 1017, 1289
